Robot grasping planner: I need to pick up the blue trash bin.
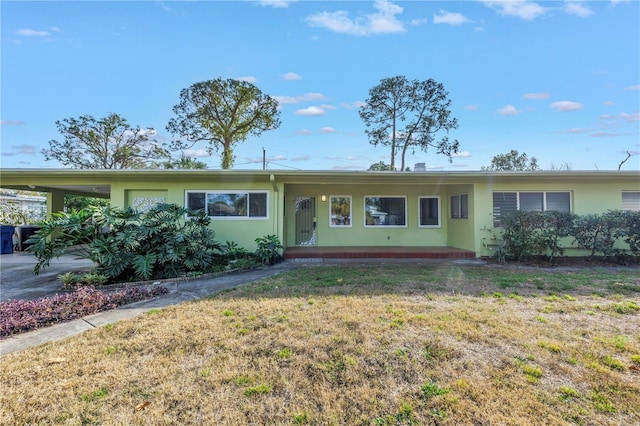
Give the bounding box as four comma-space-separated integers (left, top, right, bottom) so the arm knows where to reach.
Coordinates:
0, 225, 15, 254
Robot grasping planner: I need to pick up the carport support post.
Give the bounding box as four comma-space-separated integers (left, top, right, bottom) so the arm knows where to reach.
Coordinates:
47, 189, 65, 217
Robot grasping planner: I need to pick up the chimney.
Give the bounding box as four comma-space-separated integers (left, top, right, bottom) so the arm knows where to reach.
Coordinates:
414, 163, 426, 172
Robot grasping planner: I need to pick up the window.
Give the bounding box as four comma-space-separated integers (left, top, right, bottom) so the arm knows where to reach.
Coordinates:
450, 194, 468, 219
330, 196, 352, 227
622, 191, 640, 211
419, 196, 440, 227
493, 191, 570, 226
185, 191, 268, 219
364, 196, 407, 227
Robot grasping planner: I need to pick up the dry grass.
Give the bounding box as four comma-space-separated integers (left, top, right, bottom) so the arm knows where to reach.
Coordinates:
1, 264, 639, 425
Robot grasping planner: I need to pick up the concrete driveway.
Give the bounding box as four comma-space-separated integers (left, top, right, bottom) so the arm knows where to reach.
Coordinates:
0, 251, 95, 301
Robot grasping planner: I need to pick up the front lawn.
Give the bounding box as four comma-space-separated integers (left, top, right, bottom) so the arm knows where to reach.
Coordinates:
1, 264, 638, 425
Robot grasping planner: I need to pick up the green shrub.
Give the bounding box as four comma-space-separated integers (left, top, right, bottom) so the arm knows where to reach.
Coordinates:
255, 234, 283, 265
498, 210, 639, 263
500, 211, 545, 261
29, 203, 224, 282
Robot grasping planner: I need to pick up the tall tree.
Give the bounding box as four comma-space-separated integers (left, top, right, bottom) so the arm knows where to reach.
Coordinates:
482, 150, 540, 171
166, 78, 281, 169
359, 76, 460, 171
42, 113, 169, 169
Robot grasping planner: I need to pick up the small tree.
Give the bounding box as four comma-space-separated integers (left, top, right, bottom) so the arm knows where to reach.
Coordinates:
167, 78, 281, 169
163, 153, 208, 169
482, 150, 540, 171
367, 161, 394, 171
43, 113, 169, 169
359, 76, 460, 171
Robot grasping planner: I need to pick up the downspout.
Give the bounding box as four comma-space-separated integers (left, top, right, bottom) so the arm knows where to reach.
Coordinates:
270, 174, 279, 238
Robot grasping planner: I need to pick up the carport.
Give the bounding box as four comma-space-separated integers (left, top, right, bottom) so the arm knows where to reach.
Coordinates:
0, 169, 111, 217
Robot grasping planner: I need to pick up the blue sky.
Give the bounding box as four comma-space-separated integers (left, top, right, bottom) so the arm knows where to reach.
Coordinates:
1, 0, 639, 171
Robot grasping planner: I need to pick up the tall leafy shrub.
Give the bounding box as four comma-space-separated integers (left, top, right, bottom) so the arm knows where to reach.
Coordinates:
572, 210, 640, 260
498, 209, 640, 263
500, 211, 545, 261
29, 203, 223, 282
536, 211, 575, 262
572, 212, 621, 260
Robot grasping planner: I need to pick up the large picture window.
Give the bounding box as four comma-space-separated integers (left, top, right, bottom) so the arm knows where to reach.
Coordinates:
185, 191, 268, 219
493, 191, 570, 226
364, 196, 407, 227
330, 196, 352, 227
419, 196, 441, 227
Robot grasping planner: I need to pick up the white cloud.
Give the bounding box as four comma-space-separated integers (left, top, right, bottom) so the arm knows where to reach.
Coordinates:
589, 132, 629, 138
426, 165, 446, 170
15, 28, 51, 37
320, 104, 337, 111
235, 76, 258, 83
183, 149, 210, 158
600, 112, 640, 122
1, 144, 37, 156
274, 92, 328, 104
624, 85, 640, 91
291, 155, 310, 162
553, 128, 593, 134
522, 92, 550, 100
256, 0, 296, 8
482, 1, 548, 20
15, 145, 37, 154
246, 154, 287, 164
410, 18, 429, 26
451, 151, 471, 158
0, 120, 26, 126
295, 106, 326, 116
433, 10, 471, 26
306, 0, 406, 36
550, 101, 583, 111
604, 101, 616, 106
464, 105, 479, 111
332, 165, 362, 170
341, 101, 367, 109
564, 1, 594, 17
320, 127, 335, 133
497, 104, 522, 115
296, 129, 313, 135
282, 72, 302, 81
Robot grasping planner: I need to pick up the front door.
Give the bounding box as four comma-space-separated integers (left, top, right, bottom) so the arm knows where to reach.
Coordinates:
295, 196, 316, 246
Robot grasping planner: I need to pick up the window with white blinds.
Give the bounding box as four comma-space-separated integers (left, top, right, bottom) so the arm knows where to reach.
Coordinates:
492, 191, 571, 226
622, 191, 640, 211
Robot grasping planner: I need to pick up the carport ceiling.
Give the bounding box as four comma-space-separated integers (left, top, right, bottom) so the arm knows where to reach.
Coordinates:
5, 184, 110, 198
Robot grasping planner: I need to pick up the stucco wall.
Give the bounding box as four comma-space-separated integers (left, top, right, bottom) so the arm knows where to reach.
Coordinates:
110, 179, 283, 251
284, 183, 454, 248
472, 178, 640, 257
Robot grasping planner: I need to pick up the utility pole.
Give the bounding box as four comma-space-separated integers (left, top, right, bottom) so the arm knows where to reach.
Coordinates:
262, 147, 266, 170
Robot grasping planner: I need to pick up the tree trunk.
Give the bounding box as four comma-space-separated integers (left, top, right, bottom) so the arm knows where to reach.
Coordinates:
400, 143, 408, 171
222, 140, 234, 169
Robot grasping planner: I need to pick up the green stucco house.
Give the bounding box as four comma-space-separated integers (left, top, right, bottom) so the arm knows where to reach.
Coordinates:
1, 169, 638, 258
